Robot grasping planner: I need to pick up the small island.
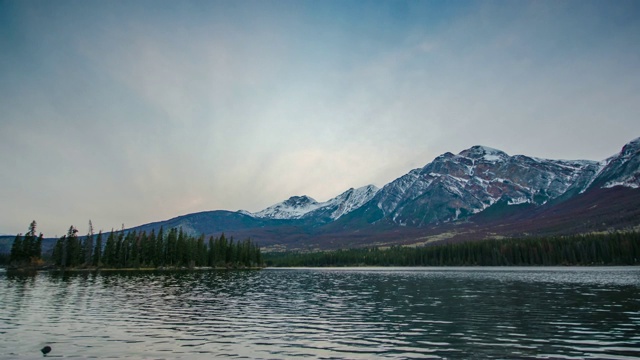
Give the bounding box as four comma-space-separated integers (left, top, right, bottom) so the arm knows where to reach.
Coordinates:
6, 221, 263, 271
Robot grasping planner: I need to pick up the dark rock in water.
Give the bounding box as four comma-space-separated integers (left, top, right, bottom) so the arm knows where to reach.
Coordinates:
41, 346, 51, 356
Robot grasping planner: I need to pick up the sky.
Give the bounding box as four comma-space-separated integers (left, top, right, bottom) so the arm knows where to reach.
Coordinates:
1, 0, 639, 236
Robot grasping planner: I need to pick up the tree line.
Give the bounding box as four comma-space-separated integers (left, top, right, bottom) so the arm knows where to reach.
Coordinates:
8, 220, 262, 269
52, 224, 262, 269
264, 232, 640, 267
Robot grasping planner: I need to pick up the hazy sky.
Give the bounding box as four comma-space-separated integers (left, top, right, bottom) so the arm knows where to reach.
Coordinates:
1, 0, 639, 236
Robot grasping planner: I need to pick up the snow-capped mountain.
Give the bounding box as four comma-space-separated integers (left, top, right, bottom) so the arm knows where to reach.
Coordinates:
250, 185, 379, 222
249, 138, 639, 227
304, 185, 380, 222
339, 138, 639, 227
252, 195, 321, 219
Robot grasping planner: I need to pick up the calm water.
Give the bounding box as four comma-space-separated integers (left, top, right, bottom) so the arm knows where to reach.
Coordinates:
0, 267, 639, 359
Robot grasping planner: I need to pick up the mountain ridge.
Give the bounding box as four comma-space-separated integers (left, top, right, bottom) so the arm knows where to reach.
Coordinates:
244, 138, 638, 229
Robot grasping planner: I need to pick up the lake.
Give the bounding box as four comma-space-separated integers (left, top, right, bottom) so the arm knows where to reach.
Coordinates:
1, 267, 639, 359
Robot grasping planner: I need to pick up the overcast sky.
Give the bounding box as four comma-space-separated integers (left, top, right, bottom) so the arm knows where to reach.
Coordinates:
1, 0, 639, 236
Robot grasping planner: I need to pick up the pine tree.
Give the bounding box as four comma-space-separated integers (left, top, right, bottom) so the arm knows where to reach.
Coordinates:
24, 220, 38, 262
103, 230, 116, 267
207, 236, 215, 266
35, 233, 43, 259
84, 220, 94, 266
93, 231, 103, 266
155, 227, 164, 267
52, 235, 66, 266
166, 228, 178, 266
65, 226, 80, 267
10, 234, 23, 263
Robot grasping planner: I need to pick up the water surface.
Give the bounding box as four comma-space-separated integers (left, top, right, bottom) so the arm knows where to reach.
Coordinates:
1, 267, 639, 359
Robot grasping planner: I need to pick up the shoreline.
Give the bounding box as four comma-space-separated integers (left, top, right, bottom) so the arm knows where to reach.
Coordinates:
3, 265, 264, 272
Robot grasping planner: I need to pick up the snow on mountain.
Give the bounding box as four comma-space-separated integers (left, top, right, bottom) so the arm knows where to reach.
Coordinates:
252, 195, 321, 219
369, 144, 602, 226
250, 185, 379, 221
306, 184, 380, 221
458, 145, 509, 163
247, 137, 639, 228
593, 137, 640, 190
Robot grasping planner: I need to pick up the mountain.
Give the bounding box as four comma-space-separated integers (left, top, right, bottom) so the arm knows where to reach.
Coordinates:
252, 195, 321, 219
250, 185, 379, 223
14, 137, 636, 252
354, 145, 603, 227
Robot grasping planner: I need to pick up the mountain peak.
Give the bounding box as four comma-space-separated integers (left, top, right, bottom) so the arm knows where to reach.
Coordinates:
619, 137, 640, 158
252, 195, 320, 219
250, 185, 380, 221
283, 195, 317, 207
459, 145, 509, 162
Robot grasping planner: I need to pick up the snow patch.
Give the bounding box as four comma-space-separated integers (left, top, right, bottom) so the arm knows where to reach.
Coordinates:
253, 185, 379, 220
252, 195, 320, 219
508, 197, 531, 205
580, 160, 609, 193
603, 181, 639, 189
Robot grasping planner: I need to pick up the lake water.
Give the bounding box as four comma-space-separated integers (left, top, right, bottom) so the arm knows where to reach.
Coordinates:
1, 267, 639, 359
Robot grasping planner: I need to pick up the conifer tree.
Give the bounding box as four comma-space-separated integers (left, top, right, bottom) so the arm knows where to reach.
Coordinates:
23, 221, 38, 262
146, 230, 156, 267
52, 235, 66, 266
103, 230, 116, 267
10, 234, 23, 263
166, 228, 178, 266
155, 227, 164, 267
65, 226, 80, 267
208, 236, 215, 266
93, 231, 103, 266
35, 233, 43, 259
84, 220, 94, 266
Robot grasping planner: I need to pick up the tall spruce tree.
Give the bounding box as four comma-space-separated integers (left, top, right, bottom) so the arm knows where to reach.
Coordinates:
103, 230, 116, 267
93, 231, 103, 266
10, 234, 23, 263
35, 233, 43, 259
52, 235, 66, 266
84, 220, 94, 266
24, 221, 38, 262
65, 226, 80, 267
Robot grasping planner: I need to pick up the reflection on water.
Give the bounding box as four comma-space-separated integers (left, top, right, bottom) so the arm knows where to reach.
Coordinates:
1, 267, 639, 359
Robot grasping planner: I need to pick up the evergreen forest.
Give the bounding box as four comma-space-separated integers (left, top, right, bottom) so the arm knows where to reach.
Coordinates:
264, 232, 640, 267
4, 221, 640, 269
6, 221, 263, 269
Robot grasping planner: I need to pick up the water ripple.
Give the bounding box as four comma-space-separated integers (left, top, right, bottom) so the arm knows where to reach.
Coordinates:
0, 267, 638, 359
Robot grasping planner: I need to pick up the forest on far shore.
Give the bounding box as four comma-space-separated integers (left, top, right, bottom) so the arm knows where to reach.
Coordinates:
2, 221, 639, 269
263, 232, 640, 267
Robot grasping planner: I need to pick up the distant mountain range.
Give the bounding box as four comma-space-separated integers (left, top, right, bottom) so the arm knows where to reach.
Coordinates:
127, 137, 640, 250
3, 137, 639, 253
